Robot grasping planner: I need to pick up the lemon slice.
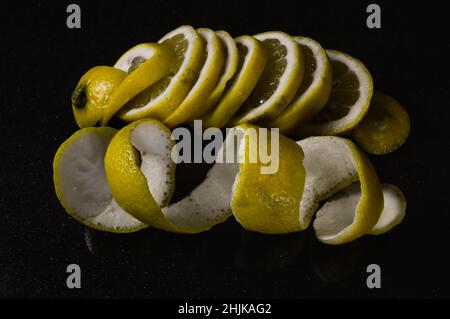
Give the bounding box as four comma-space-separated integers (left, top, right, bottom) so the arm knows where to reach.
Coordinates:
72, 66, 127, 128
297, 136, 383, 244
98, 43, 175, 125
230, 31, 304, 124
104, 119, 177, 231
202, 36, 267, 128
202, 30, 239, 112
118, 25, 204, 122
299, 50, 373, 136
268, 36, 332, 134
163, 28, 226, 128
369, 184, 406, 235
352, 92, 410, 155
53, 127, 146, 233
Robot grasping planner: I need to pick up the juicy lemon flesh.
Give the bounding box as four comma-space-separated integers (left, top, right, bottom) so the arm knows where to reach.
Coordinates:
311, 60, 360, 124
120, 34, 189, 112
234, 39, 287, 116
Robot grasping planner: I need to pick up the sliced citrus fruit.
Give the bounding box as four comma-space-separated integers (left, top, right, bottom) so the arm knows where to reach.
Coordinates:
369, 184, 406, 235
163, 28, 226, 128
352, 91, 410, 155
298, 50, 373, 136
296, 136, 383, 244
201, 35, 267, 128
99, 43, 175, 125
104, 119, 177, 231
118, 25, 204, 122
71, 66, 127, 128
268, 36, 332, 134
53, 127, 146, 232
202, 30, 239, 112
230, 31, 304, 124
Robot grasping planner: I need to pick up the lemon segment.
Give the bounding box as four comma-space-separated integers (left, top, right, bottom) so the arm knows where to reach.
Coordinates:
72, 66, 127, 128
368, 184, 406, 235
118, 26, 204, 122
104, 119, 177, 231
299, 50, 373, 136
53, 127, 146, 232
202, 30, 239, 112
99, 43, 175, 125
268, 36, 332, 134
230, 31, 304, 124
352, 92, 410, 155
202, 36, 268, 128
163, 28, 226, 128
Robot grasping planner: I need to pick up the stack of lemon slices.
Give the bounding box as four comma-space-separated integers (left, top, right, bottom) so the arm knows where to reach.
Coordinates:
55, 26, 409, 245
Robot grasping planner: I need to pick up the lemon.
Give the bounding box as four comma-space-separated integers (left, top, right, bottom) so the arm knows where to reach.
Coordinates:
53, 127, 146, 232
268, 36, 332, 134
99, 43, 175, 125
230, 31, 304, 124
163, 28, 226, 128
369, 184, 406, 235
104, 119, 177, 231
352, 92, 410, 155
231, 125, 306, 233
202, 35, 267, 128
71, 66, 127, 128
202, 30, 239, 112
298, 50, 373, 136
163, 124, 305, 234
118, 26, 204, 122
297, 136, 383, 245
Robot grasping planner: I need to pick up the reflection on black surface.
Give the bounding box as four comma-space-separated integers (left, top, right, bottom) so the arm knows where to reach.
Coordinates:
234, 228, 308, 273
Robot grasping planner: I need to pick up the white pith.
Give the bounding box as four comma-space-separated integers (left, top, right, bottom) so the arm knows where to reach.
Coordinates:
371, 184, 406, 233
297, 136, 358, 229
114, 44, 157, 72
57, 130, 143, 229
161, 127, 246, 231
130, 123, 174, 207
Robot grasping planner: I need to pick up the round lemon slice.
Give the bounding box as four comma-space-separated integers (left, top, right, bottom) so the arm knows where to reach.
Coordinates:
118, 25, 204, 122
53, 127, 146, 233
202, 35, 267, 128
230, 31, 304, 124
72, 66, 127, 128
202, 30, 239, 112
268, 36, 332, 134
298, 50, 373, 136
352, 92, 410, 155
297, 136, 383, 244
163, 28, 226, 128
